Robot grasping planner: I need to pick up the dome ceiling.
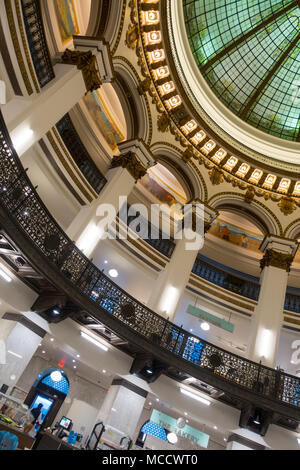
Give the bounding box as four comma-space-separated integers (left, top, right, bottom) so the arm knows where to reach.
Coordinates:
184, 0, 300, 142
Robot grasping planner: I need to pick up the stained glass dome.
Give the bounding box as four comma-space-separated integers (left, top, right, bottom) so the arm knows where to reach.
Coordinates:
183, 0, 300, 141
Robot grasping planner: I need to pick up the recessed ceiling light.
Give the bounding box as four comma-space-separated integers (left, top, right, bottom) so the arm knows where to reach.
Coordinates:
156, 398, 159, 402
190, 329, 193, 332
104, 260, 108, 264
102, 370, 106, 374
108, 269, 118, 278
200, 322, 210, 331
224, 438, 227, 441
73, 366, 77, 369
76, 354, 80, 358
50, 338, 54, 342
72, 360, 76, 363
42, 350, 46, 354
184, 412, 188, 416
149, 402, 152, 406
214, 426, 218, 430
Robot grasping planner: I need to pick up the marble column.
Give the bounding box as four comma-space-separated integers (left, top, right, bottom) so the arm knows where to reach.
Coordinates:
2, 38, 113, 157
66, 139, 156, 258
147, 203, 218, 321
96, 378, 148, 440
248, 235, 298, 368
0, 313, 47, 394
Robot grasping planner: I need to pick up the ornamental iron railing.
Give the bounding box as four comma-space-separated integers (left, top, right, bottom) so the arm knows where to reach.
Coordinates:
192, 255, 261, 301
0, 110, 299, 412
56, 114, 107, 195
123, 206, 175, 259
20, 0, 55, 88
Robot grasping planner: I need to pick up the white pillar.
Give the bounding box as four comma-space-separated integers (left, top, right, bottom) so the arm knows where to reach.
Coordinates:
66, 139, 156, 258
248, 235, 298, 368
96, 378, 147, 439
0, 314, 46, 394
2, 38, 113, 157
148, 204, 218, 322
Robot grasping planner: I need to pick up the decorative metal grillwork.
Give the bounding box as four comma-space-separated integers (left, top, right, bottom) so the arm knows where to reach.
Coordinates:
56, 114, 107, 195
20, 0, 55, 88
192, 254, 261, 300
0, 110, 299, 411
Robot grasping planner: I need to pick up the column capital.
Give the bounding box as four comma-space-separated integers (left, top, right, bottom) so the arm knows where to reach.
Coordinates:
62, 38, 114, 92
111, 152, 148, 181
259, 235, 299, 272
117, 139, 156, 173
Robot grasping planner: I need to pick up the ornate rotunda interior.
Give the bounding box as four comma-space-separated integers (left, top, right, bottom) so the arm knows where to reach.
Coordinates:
0, 0, 299, 451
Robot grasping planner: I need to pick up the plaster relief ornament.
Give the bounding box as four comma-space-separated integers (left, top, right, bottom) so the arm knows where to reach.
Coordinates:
157, 112, 170, 132
278, 197, 296, 216
209, 167, 224, 186
126, 24, 139, 49
244, 186, 255, 204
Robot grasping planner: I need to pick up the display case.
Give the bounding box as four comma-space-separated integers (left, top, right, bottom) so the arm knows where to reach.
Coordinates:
0, 391, 29, 429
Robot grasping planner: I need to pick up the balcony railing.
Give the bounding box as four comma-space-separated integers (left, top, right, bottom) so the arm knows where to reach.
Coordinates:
192, 255, 260, 301
124, 207, 175, 259
20, 0, 55, 88
56, 114, 107, 195
0, 109, 299, 416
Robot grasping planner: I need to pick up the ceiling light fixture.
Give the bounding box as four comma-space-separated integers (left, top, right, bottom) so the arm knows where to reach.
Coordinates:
108, 269, 119, 278
7, 350, 22, 359
180, 388, 211, 406
50, 371, 62, 382
200, 322, 210, 331
167, 433, 178, 444
81, 331, 108, 351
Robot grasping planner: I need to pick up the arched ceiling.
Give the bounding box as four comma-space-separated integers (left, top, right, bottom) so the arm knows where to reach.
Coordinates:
184, 0, 300, 142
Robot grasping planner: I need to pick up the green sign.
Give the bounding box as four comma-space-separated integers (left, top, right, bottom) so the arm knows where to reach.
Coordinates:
150, 409, 210, 449
187, 305, 235, 333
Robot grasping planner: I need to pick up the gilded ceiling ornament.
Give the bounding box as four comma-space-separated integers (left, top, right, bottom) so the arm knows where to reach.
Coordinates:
138, 77, 151, 95
278, 197, 296, 216
244, 186, 255, 204
182, 148, 193, 163
260, 249, 294, 272
157, 112, 170, 133
209, 167, 224, 186
111, 152, 147, 182
126, 24, 139, 49
61, 49, 101, 92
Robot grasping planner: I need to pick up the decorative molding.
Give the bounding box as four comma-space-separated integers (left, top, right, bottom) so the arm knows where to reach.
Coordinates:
260, 249, 295, 272
14, 0, 40, 93
4, 0, 33, 95
61, 49, 102, 93
111, 152, 148, 181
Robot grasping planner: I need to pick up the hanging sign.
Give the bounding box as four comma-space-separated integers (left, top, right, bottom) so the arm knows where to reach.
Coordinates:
187, 305, 235, 333
150, 409, 210, 448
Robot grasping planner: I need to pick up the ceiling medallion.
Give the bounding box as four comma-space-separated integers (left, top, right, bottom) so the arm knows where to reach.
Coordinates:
133, 0, 300, 207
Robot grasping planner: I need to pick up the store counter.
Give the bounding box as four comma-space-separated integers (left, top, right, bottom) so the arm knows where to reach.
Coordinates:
33, 431, 79, 450
0, 422, 35, 449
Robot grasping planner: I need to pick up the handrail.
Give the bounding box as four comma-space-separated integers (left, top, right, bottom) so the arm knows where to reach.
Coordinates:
20, 0, 55, 88
0, 109, 299, 417
56, 114, 107, 195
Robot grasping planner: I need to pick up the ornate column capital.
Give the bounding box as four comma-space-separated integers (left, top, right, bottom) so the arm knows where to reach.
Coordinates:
112, 139, 156, 182
62, 49, 101, 92
111, 152, 147, 181
62, 38, 114, 92
259, 235, 299, 272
